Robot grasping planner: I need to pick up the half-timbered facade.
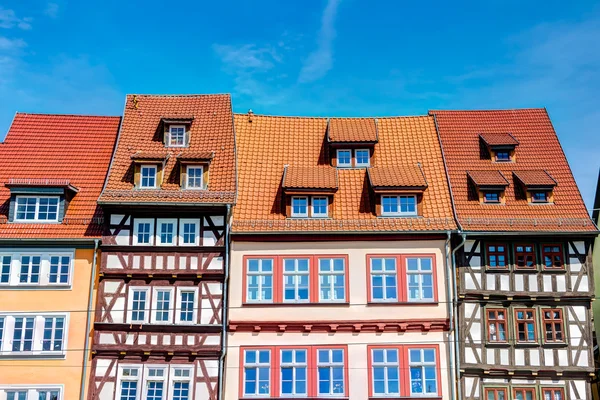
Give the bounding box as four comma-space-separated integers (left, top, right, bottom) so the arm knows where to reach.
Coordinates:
432, 109, 598, 400
90, 94, 236, 400
225, 113, 457, 399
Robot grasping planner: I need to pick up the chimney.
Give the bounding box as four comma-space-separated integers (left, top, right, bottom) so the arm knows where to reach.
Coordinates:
248, 109, 253, 123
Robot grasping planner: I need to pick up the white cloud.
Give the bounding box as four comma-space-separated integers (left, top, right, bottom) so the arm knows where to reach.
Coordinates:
298, 0, 341, 83
45, 3, 59, 19
0, 7, 32, 30
0, 36, 26, 51
212, 44, 280, 72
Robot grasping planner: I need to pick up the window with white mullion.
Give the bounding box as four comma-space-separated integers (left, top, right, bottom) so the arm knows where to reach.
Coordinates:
19, 255, 41, 284
178, 218, 200, 246
406, 257, 434, 302
283, 258, 310, 302
118, 366, 140, 400
49, 255, 71, 284
372, 348, 400, 395
12, 316, 34, 352
128, 287, 150, 324
0, 255, 11, 284
42, 316, 65, 352
244, 349, 271, 396
15, 196, 59, 222
176, 288, 197, 324
6, 391, 28, 400
156, 219, 177, 246
36, 389, 61, 400
0, 316, 4, 352
186, 166, 204, 189
291, 196, 309, 217
144, 366, 166, 400
152, 288, 174, 323
408, 348, 438, 396
318, 258, 345, 302
370, 258, 398, 301
311, 196, 328, 217
317, 349, 345, 396
168, 125, 186, 147
246, 258, 274, 303
280, 349, 308, 396
134, 218, 154, 245
140, 165, 157, 188
171, 367, 192, 400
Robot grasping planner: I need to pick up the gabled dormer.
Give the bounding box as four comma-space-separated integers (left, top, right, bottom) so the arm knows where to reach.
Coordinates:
327, 118, 378, 168
467, 170, 509, 204
513, 170, 557, 204
281, 165, 338, 218
367, 164, 427, 217
5, 178, 79, 223
479, 133, 519, 162
161, 116, 194, 148
130, 151, 168, 189
176, 151, 214, 190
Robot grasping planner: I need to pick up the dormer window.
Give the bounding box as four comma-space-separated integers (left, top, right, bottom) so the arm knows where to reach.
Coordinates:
15, 196, 59, 222
186, 166, 204, 189
513, 170, 556, 205
479, 133, 519, 163
368, 165, 427, 218
282, 166, 338, 219
355, 149, 370, 167
495, 151, 510, 162
168, 125, 186, 147
161, 117, 193, 148
291, 196, 309, 217
311, 196, 328, 217
337, 150, 352, 168
140, 165, 157, 189
335, 149, 371, 168
483, 191, 501, 204
381, 195, 417, 216
532, 191, 548, 203
467, 170, 509, 205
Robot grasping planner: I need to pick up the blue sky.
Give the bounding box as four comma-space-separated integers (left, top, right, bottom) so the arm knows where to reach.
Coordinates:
1, 0, 599, 208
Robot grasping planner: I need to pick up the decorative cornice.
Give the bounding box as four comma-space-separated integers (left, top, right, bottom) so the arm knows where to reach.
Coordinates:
229, 319, 449, 333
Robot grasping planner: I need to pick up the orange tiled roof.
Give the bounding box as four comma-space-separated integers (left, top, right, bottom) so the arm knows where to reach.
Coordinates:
283, 166, 338, 190
513, 170, 556, 187
176, 151, 215, 161
467, 170, 509, 187
130, 151, 168, 161
328, 118, 378, 143
0, 113, 120, 238
233, 114, 456, 233
479, 132, 519, 146
99, 94, 236, 204
368, 165, 427, 188
430, 109, 596, 232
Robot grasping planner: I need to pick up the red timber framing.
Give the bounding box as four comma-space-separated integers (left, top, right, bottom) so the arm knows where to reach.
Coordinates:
89, 209, 230, 400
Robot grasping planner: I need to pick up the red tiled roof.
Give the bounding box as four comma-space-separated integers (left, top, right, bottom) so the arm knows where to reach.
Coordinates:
99, 94, 236, 204
328, 118, 378, 143
368, 165, 427, 188
176, 151, 215, 161
0, 113, 120, 238
233, 114, 456, 233
467, 170, 509, 187
283, 166, 338, 190
430, 109, 596, 232
130, 151, 168, 161
513, 170, 556, 187
479, 132, 519, 146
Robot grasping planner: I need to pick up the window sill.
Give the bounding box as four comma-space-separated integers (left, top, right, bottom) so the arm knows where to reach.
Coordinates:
542, 341, 568, 348
541, 268, 566, 274
485, 267, 510, 273
0, 352, 66, 359
0, 284, 72, 290
514, 342, 540, 348
367, 301, 438, 306
513, 268, 538, 274
242, 302, 350, 307
485, 342, 511, 348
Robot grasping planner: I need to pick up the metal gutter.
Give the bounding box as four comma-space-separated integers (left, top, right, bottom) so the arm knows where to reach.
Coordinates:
451, 233, 467, 400
461, 230, 600, 236
218, 204, 232, 399
97, 200, 235, 207
231, 229, 456, 236
445, 231, 457, 400
80, 238, 100, 400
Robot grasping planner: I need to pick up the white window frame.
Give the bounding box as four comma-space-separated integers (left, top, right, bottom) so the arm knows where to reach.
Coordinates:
246, 258, 274, 303
144, 365, 167, 400
0, 255, 11, 285
336, 149, 352, 168
133, 218, 154, 246
168, 125, 186, 147
282, 258, 310, 303
0, 386, 64, 400
316, 348, 345, 396
354, 149, 370, 167
0, 313, 69, 357
0, 250, 74, 288
151, 287, 175, 324
175, 287, 199, 324
41, 316, 66, 353
371, 348, 400, 396
318, 258, 346, 302
243, 349, 271, 397
156, 218, 177, 246
14, 195, 60, 223
370, 257, 398, 302
381, 195, 417, 217
140, 165, 158, 189
170, 366, 193, 400
408, 348, 438, 396
406, 257, 434, 302
18, 254, 41, 285
48, 254, 72, 285
117, 365, 141, 400
311, 196, 328, 218
279, 348, 308, 396
127, 287, 151, 324
291, 196, 309, 218
185, 165, 204, 190
178, 218, 200, 246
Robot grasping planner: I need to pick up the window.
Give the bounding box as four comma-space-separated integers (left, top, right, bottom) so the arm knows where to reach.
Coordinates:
515, 244, 536, 269
0, 255, 10, 283
317, 348, 345, 396
12, 317, 35, 352
371, 348, 400, 395
514, 387, 537, 400
118, 365, 194, 400
283, 258, 310, 302
128, 288, 150, 323
243, 349, 271, 396
381, 195, 417, 216
140, 165, 157, 189
15, 196, 59, 222
542, 388, 564, 400
355, 149, 370, 166
42, 316, 65, 351
145, 367, 166, 400
515, 308, 537, 343
176, 289, 197, 324
406, 257, 433, 302
280, 349, 308, 396
1, 389, 61, 400
0, 317, 4, 350
168, 125, 186, 147
370, 257, 397, 301
409, 348, 437, 396
179, 219, 199, 245
532, 191, 549, 203
291, 197, 309, 217
495, 151, 510, 161
336, 150, 352, 168
485, 388, 508, 400
246, 258, 274, 303
311, 197, 328, 218
134, 219, 154, 245
486, 244, 508, 269
542, 245, 564, 270
157, 219, 176, 246
19, 255, 41, 284
487, 309, 507, 343
0, 252, 72, 287
483, 191, 501, 203
49, 255, 70, 284
152, 288, 174, 323
542, 308, 564, 343
186, 166, 203, 189
171, 368, 192, 400
6, 391, 27, 400
318, 258, 345, 302
119, 367, 140, 400
0, 314, 67, 355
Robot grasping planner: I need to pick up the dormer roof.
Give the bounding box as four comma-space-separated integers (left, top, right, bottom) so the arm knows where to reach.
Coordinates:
467, 170, 509, 188
479, 132, 519, 147
176, 151, 215, 161
513, 170, 557, 189
368, 165, 427, 191
282, 166, 338, 192
327, 118, 378, 143
130, 151, 168, 162
5, 178, 79, 194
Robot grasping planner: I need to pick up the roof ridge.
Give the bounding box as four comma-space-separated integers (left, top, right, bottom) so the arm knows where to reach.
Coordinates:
15, 112, 121, 118
429, 108, 546, 113
127, 93, 231, 98
232, 113, 430, 119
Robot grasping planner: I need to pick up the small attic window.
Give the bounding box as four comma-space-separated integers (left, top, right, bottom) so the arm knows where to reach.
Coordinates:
531, 191, 549, 203
140, 165, 157, 188
483, 191, 501, 204
168, 125, 186, 147
495, 151, 510, 162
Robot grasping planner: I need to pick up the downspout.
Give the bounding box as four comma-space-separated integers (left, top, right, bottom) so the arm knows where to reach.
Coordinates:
451, 233, 467, 400
445, 231, 456, 400
80, 238, 100, 400
218, 204, 232, 399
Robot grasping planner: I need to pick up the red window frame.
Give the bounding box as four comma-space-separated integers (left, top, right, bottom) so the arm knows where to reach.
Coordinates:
486, 308, 508, 343
541, 308, 565, 343
366, 254, 438, 304
239, 345, 348, 398
513, 387, 537, 400
542, 387, 565, 400
514, 244, 536, 270
484, 387, 509, 400
485, 243, 509, 270
367, 344, 440, 398
242, 255, 349, 304
514, 308, 538, 343
541, 244, 564, 270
